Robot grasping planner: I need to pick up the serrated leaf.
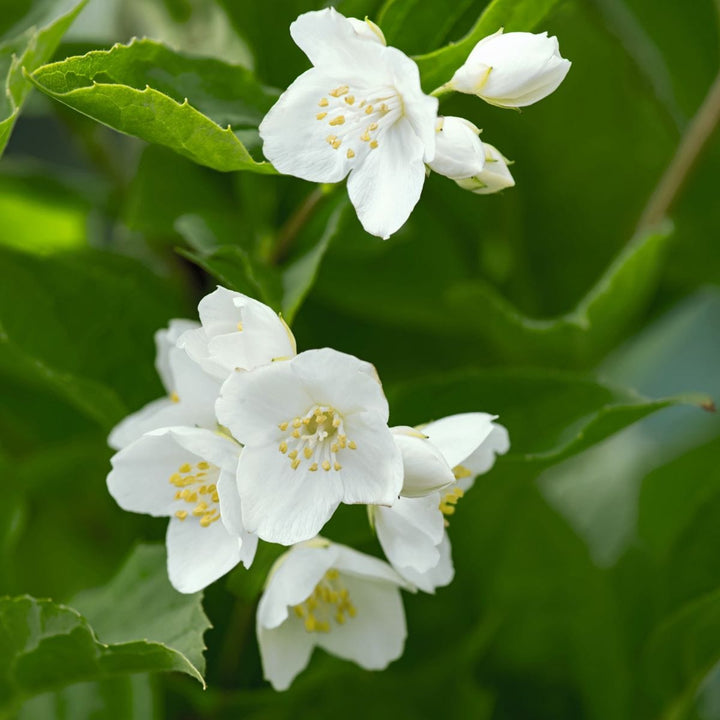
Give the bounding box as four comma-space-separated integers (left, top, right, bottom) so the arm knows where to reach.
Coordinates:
0, 593, 204, 718
387, 367, 711, 465
414, 0, 566, 91
29, 39, 277, 173
0, 0, 88, 156
71, 544, 211, 678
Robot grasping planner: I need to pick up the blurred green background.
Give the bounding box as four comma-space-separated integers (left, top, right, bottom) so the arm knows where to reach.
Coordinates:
1, 0, 720, 718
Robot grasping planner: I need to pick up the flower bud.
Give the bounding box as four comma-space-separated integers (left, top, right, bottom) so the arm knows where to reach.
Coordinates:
455, 143, 515, 195
428, 116, 485, 180
347, 17, 386, 45
449, 29, 571, 108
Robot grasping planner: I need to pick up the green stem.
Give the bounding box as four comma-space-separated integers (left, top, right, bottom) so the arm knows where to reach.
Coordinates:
270, 186, 327, 265
430, 82, 455, 98
637, 67, 720, 232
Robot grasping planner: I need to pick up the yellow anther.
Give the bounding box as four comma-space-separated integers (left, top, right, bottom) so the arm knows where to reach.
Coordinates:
368, 122, 378, 131
170, 391, 180, 403
302, 417, 311, 425
370, 140, 379, 149
327, 569, 339, 579
175, 510, 188, 520
348, 440, 357, 450
329, 115, 346, 126
197, 461, 210, 470
318, 97, 328, 107
331, 138, 342, 149
334, 462, 342, 471
364, 105, 373, 114
179, 463, 192, 474
336, 612, 346, 624
200, 513, 219, 527
291, 458, 301, 470
305, 614, 317, 632
331, 443, 339, 453
192, 502, 208, 515
288, 450, 298, 460
304, 447, 313, 459
279, 441, 288, 453
316, 112, 328, 120
380, 103, 389, 113
316, 414, 327, 423
326, 134, 337, 144
293, 418, 302, 428
212, 492, 219, 503
345, 95, 355, 104
347, 604, 357, 618
175, 490, 183, 500
346, 149, 355, 159
294, 605, 306, 617
333, 416, 341, 428
207, 484, 216, 493
279, 422, 289, 431
169, 473, 181, 485
236, 321, 243, 331
318, 621, 331, 633
292, 429, 301, 438
360, 132, 371, 142
199, 485, 208, 495
453, 465, 472, 480
322, 460, 331, 471
309, 462, 318, 471
329, 85, 349, 97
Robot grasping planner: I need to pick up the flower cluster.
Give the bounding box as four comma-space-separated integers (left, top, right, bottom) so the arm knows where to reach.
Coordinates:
260, 9, 571, 238
107, 286, 509, 689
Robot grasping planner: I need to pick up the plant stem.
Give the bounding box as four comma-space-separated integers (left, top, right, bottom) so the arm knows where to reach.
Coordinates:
637, 68, 720, 232
430, 82, 454, 98
270, 186, 327, 265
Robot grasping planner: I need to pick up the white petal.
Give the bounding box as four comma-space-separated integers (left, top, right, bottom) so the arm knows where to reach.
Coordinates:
237, 441, 344, 545
392, 426, 455, 497
464, 423, 510, 475
456, 142, 516, 195
155, 319, 199, 392
257, 543, 339, 629
107, 431, 199, 516
161, 426, 240, 472
166, 514, 242, 593
346, 118, 427, 239
375, 494, 444, 573
347, 17, 386, 45
216, 360, 314, 446
108, 396, 176, 451
169, 347, 222, 423
333, 543, 411, 587
316, 574, 406, 669
396, 533, 454, 593
339, 411, 403, 505
217, 469, 258, 569
260, 68, 355, 184
257, 619, 315, 691
422, 412, 497, 469
429, 116, 485, 180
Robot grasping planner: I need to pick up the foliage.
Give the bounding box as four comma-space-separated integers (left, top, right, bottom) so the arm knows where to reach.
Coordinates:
1, 0, 719, 718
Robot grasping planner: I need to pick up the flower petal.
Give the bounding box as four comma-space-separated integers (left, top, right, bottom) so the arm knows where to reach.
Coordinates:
316, 575, 406, 669
422, 412, 497, 469
155, 319, 199, 392
108, 396, 176, 451
257, 618, 315, 691
396, 533, 454, 593
237, 441, 344, 545
166, 514, 242, 593
217, 468, 258, 569
257, 543, 339, 629
392, 426, 455, 497
334, 543, 411, 587
464, 423, 510, 476
339, 411, 403, 506
346, 117, 427, 239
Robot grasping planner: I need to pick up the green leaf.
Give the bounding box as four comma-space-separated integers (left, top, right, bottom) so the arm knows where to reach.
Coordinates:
414, 0, 566, 91
29, 38, 278, 173
0, 0, 88, 156
71, 544, 211, 678
644, 589, 720, 720
0, 591, 206, 718
387, 367, 711, 465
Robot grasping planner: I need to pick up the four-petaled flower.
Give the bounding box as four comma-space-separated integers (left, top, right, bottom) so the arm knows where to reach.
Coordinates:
256, 538, 410, 690
107, 426, 257, 593
259, 8, 438, 239
216, 348, 403, 545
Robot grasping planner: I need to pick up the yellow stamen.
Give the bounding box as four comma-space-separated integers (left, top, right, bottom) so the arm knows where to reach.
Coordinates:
370, 140, 379, 149
329, 115, 346, 126
322, 460, 331, 471
329, 85, 349, 97
346, 149, 355, 159
318, 98, 328, 107
316, 112, 327, 120
175, 510, 188, 520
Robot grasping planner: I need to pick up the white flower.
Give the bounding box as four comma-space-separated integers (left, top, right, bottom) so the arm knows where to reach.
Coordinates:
374, 413, 510, 593
256, 538, 409, 690
107, 426, 257, 593
428, 116, 486, 180
455, 143, 515, 195
108, 320, 221, 451
177, 286, 297, 381
347, 17, 386, 45
391, 426, 454, 498
259, 8, 438, 239
216, 348, 403, 546
449, 29, 571, 108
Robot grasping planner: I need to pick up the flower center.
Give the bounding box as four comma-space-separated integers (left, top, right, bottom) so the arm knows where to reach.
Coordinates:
292, 569, 357, 633
169, 461, 221, 528
439, 486, 464, 526
277, 405, 357, 472
316, 83, 404, 161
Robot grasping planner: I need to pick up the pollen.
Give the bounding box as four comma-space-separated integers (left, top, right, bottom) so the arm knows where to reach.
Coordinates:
331, 138, 342, 150
170, 391, 180, 403
344, 95, 355, 105
326, 134, 337, 144
334, 462, 342, 471
439, 487, 465, 518
197, 461, 210, 470
178, 463, 192, 474
292, 569, 357, 634
368, 122, 378, 131
169, 461, 222, 529
370, 140, 379, 149
364, 105, 373, 114
346, 149, 355, 159
348, 440, 357, 450
453, 465, 473, 480
279, 422, 289, 431
279, 441, 288, 453
318, 97, 328, 107
236, 321, 243, 331
175, 510, 188, 520
329, 85, 349, 97
322, 460, 331, 471
329, 115, 346, 126
316, 112, 327, 120
360, 132, 371, 142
